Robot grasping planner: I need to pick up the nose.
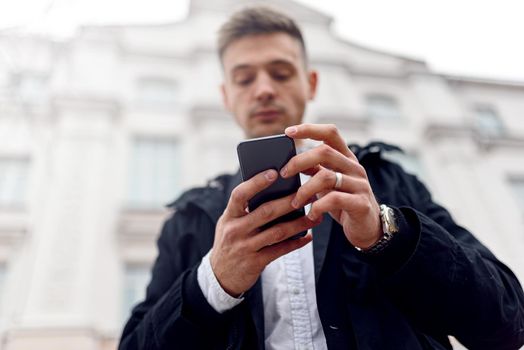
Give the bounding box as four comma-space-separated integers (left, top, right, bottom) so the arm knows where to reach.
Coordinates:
253, 72, 276, 103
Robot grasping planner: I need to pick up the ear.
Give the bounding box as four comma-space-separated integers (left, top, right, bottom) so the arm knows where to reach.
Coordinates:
307, 70, 318, 101
220, 83, 232, 112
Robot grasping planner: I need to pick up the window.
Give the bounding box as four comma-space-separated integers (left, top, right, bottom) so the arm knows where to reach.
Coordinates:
11, 72, 48, 104
0, 158, 30, 208
136, 77, 178, 108
366, 94, 401, 120
382, 151, 426, 181
0, 264, 6, 313
473, 105, 505, 137
509, 179, 524, 216
122, 264, 151, 321
127, 138, 181, 209
0, 264, 6, 300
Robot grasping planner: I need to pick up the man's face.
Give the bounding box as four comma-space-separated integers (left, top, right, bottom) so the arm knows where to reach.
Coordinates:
221, 33, 318, 138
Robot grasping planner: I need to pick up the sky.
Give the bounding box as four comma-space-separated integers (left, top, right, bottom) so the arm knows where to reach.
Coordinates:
1, 0, 523, 81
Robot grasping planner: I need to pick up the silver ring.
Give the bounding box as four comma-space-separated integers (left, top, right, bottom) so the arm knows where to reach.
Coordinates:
334, 171, 343, 190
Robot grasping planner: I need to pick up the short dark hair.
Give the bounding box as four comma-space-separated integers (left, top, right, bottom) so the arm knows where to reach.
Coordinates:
217, 6, 307, 63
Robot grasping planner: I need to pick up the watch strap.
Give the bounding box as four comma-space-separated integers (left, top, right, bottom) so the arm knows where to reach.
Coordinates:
355, 204, 399, 255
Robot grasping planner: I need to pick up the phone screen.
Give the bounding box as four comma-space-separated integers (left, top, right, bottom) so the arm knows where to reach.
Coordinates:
237, 134, 306, 237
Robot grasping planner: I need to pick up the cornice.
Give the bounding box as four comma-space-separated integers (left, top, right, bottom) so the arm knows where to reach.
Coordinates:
424, 121, 524, 151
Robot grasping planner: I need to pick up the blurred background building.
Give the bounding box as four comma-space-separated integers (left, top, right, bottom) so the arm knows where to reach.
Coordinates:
0, 0, 523, 348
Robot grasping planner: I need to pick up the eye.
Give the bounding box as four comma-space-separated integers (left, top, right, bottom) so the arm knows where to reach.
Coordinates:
233, 72, 255, 86
272, 74, 290, 81
236, 77, 254, 86
270, 68, 293, 82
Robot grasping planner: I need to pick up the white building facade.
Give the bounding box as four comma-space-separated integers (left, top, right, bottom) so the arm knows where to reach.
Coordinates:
0, 0, 523, 348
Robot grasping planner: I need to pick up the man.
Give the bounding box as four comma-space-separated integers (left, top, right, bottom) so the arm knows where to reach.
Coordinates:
119, 6, 524, 350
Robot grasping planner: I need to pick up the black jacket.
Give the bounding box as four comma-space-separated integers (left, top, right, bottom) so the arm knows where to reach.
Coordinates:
119, 143, 524, 350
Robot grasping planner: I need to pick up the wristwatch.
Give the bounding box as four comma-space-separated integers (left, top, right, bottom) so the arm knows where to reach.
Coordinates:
355, 204, 399, 255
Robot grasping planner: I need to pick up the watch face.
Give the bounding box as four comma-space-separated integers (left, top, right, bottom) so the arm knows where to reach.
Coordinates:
381, 205, 398, 234
389, 209, 399, 233
354, 205, 398, 255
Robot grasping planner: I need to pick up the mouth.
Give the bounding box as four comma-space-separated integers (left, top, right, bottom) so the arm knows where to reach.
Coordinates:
252, 109, 283, 122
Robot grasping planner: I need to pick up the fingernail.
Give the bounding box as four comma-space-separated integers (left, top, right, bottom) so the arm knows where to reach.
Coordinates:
285, 126, 297, 135
308, 212, 316, 221
280, 166, 287, 177
265, 169, 276, 181
291, 198, 299, 208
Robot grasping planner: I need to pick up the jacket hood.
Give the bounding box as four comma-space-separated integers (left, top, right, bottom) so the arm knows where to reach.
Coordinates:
167, 172, 242, 223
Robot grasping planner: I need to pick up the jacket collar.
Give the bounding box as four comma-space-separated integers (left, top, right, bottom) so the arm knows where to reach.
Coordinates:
167, 173, 237, 223
224, 170, 242, 202
313, 214, 334, 284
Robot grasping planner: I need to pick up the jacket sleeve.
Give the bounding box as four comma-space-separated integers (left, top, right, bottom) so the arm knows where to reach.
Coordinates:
118, 210, 235, 350
369, 168, 524, 349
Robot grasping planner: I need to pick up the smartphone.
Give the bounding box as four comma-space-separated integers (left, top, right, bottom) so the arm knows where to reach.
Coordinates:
237, 134, 306, 239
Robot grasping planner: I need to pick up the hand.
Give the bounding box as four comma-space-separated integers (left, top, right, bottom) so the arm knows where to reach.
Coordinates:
210, 169, 322, 297
282, 123, 382, 249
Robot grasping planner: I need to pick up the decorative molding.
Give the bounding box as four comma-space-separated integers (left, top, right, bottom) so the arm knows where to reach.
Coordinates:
3, 326, 118, 350
444, 74, 524, 90
50, 95, 121, 118
189, 104, 231, 125
117, 209, 170, 242
315, 111, 370, 132
189, 0, 333, 26
117, 209, 168, 263
423, 121, 524, 151
0, 209, 28, 243
46, 95, 122, 129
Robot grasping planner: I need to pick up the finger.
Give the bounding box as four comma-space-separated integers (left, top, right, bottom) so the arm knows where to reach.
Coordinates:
227, 169, 278, 218
285, 123, 354, 159
257, 232, 313, 266
301, 165, 321, 177
239, 191, 317, 234
281, 143, 362, 178
292, 169, 368, 209
237, 192, 297, 233
307, 191, 361, 221
249, 215, 322, 249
